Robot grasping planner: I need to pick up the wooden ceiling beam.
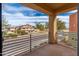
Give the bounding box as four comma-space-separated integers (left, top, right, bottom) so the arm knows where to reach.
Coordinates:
35, 3, 54, 12
22, 3, 78, 15
22, 3, 53, 15
54, 4, 78, 15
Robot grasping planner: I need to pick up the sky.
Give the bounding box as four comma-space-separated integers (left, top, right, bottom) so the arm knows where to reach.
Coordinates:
2, 3, 77, 28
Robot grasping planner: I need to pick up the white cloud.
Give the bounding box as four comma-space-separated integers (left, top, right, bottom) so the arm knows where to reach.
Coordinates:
2, 11, 48, 26
6, 16, 48, 26
57, 15, 69, 28
12, 12, 25, 17
2, 3, 48, 26
2, 4, 34, 12
57, 16, 69, 22
68, 10, 77, 13
3, 4, 18, 12
57, 16, 69, 19
2, 10, 25, 17
2, 11, 11, 16
2, 3, 39, 17
2, 10, 48, 19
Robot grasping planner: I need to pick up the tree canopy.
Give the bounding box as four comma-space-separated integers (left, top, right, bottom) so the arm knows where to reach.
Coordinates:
57, 18, 66, 30
35, 22, 45, 31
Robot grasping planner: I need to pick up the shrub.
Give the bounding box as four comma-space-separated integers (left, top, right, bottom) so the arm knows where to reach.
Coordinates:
16, 29, 28, 35
2, 31, 7, 37
20, 30, 28, 35
7, 33, 17, 38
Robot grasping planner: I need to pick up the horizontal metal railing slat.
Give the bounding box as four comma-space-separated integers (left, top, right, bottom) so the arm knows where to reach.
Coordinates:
2, 33, 48, 56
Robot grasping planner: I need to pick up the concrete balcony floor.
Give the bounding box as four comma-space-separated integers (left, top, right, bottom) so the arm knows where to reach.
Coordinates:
25, 44, 77, 56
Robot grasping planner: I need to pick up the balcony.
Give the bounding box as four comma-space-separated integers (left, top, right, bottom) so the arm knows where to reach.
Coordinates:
2, 3, 79, 56
25, 44, 77, 56
2, 32, 77, 56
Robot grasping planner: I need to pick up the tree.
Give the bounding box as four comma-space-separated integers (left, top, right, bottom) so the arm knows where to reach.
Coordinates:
35, 18, 66, 31
16, 27, 28, 35
45, 22, 48, 29
35, 22, 45, 31
57, 18, 66, 30
2, 15, 11, 31
2, 15, 11, 37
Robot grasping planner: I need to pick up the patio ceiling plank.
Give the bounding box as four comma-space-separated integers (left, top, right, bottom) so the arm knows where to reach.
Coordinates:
55, 3, 78, 14
34, 3, 54, 13
22, 3, 78, 15
22, 3, 53, 15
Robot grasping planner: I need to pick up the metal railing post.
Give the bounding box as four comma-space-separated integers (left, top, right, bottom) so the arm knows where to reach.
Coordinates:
29, 32, 32, 52
0, 3, 2, 56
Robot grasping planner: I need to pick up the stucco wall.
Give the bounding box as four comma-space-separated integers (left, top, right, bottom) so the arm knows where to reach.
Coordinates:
69, 13, 77, 32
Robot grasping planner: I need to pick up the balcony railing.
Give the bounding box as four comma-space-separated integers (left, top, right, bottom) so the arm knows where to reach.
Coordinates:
2, 31, 77, 56
57, 32, 77, 49
2, 32, 48, 56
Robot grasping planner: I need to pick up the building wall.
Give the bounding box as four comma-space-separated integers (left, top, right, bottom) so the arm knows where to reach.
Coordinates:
69, 13, 77, 32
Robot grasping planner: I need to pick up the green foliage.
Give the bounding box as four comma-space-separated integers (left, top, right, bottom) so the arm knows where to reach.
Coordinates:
2, 31, 7, 37
45, 22, 48, 29
16, 29, 21, 35
2, 16, 11, 30
35, 22, 45, 31
5, 33, 18, 38
16, 28, 28, 35
35, 18, 66, 31
2, 15, 11, 38
20, 30, 28, 35
57, 18, 66, 30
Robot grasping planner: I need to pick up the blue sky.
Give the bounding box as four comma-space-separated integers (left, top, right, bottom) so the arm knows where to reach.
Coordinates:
2, 3, 77, 28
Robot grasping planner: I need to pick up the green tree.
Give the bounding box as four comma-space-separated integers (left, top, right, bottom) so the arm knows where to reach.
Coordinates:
57, 18, 66, 30
2, 15, 11, 37
45, 22, 48, 29
35, 22, 45, 31
16, 27, 28, 35
2, 15, 11, 30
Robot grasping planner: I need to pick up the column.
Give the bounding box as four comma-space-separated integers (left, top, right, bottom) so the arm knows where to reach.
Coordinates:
48, 14, 57, 44
77, 4, 79, 56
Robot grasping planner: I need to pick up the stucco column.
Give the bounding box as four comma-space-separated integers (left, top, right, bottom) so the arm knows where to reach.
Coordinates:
48, 14, 57, 44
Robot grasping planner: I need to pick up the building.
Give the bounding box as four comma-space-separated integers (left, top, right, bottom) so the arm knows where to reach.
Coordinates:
9, 24, 35, 33
69, 13, 77, 32
19, 24, 34, 32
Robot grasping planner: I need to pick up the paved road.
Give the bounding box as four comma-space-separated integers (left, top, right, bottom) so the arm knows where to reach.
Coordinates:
2, 32, 48, 56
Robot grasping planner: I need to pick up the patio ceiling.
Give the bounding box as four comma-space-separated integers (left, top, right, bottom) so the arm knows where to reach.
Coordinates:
22, 3, 78, 15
